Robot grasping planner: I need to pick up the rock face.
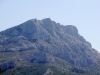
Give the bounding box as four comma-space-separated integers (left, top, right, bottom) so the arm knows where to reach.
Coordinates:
27, 52, 55, 64
44, 68, 53, 75
0, 18, 100, 68
0, 61, 16, 72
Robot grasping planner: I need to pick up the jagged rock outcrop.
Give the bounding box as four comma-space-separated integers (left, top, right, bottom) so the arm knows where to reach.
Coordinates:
0, 18, 100, 68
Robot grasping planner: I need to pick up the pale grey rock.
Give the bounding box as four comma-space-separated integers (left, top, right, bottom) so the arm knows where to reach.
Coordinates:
44, 68, 53, 75
0, 18, 100, 68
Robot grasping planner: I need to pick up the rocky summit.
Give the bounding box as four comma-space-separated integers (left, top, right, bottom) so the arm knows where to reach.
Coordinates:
0, 18, 100, 75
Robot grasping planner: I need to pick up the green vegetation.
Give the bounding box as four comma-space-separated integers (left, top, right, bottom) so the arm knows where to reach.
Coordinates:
3, 64, 63, 75
0, 50, 100, 75
1, 63, 97, 75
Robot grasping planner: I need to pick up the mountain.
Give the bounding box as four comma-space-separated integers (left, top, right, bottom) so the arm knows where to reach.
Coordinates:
0, 18, 100, 75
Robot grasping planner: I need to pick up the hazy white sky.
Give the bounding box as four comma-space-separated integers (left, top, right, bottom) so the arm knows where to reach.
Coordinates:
0, 0, 100, 52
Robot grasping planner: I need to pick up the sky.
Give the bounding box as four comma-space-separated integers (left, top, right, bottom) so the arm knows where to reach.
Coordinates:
0, 0, 100, 52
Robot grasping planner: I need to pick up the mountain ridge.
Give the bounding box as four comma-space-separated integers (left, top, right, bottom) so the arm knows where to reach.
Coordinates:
0, 18, 100, 75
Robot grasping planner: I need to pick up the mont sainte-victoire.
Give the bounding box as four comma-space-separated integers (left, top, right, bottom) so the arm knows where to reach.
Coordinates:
0, 18, 100, 75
